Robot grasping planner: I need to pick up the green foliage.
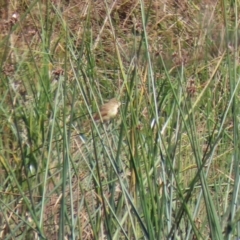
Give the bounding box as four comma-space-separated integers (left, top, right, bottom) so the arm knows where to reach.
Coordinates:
0, 0, 240, 239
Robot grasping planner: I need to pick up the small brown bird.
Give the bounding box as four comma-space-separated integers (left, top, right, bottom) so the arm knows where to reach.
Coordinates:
93, 98, 121, 122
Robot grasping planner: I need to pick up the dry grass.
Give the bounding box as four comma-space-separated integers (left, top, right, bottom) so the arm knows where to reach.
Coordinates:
0, 0, 239, 239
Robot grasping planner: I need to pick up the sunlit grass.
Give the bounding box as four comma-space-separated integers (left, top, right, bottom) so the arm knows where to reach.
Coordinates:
0, 0, 240, 239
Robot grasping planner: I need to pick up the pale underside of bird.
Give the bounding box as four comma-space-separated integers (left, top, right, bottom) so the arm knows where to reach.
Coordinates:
93, 98, 121, 122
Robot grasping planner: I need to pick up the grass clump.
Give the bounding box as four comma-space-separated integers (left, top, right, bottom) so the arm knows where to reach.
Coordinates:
0, 0, 240, 239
